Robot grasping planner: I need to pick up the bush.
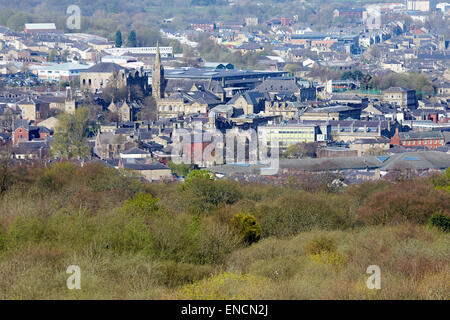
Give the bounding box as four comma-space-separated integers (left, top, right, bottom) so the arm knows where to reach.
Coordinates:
37, 162, 77, 191
230, 213, 261, 245
176, 272, 269, 300
257, 191, 354, 238
357, 180, 450, 226
304, 236, 337, 256
121, 193, 159, 217
432, 168, 450, 193
6, 215, 46, 249
182, 218, 241, 265
181, 175, 242, 211
154, 261, 214, 288
148, 214, 240, 265
309, 251, 348, 269
428, 214, 450, 232
95, 212, 153, 254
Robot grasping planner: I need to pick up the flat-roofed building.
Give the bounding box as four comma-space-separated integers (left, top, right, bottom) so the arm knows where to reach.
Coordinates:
24, 23, 57, 34
35, 63, 91, 82
258, 123, 330, 150
406, 0, 436, 12
103, 46, 173, 58
300, 106, 361, 121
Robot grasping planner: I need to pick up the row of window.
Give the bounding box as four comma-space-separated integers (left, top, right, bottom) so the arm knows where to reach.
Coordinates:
159, 105, 205, 113
263, 130, 314, 134
402, 139, 441, 146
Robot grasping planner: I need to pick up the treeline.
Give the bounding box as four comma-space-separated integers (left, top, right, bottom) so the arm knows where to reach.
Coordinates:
0, 0, 370, 37
369, 72, 435, 98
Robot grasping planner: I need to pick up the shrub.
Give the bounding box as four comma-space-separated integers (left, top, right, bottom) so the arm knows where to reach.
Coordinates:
6, 216, 46, 249
0, 231, 5, 252
183, 219, 241, 265
230, 213, 261, 245
432, 168, 450, 193
257, 191, 354, 238
148, 214, 240, 265
304, 236, 337, 256
357, 180, 450, 226
428, 214, 450, 232
176, 272, 269, 300
309, 251, 348, 269
181, 176, 242, 211
94, 212, 153, 254
37, 162, 77, 191
121, 193, 159, 217
154, 260, 214, 288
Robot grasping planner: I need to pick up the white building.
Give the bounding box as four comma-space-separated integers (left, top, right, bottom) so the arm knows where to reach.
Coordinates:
436, 2, 450, 14
33, 63, 91, 82
103, 47, 173, 58
406, 0, 436, 12
24, 23, 57, 34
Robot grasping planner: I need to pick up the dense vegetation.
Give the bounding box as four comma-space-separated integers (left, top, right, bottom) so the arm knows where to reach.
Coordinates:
0, 161, 448, 299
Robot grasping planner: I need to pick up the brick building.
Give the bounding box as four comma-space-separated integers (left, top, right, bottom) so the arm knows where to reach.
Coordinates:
390, 129, 445, 150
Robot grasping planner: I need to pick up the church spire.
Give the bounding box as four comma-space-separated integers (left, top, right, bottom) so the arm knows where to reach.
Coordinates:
152, 41, 165, 99
155, 41, 161, 65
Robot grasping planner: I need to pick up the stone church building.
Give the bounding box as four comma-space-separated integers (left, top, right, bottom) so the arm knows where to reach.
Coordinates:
80, 62, 148, 94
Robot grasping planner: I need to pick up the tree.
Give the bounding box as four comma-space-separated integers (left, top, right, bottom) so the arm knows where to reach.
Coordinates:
361, 74, 372, 91
282, 142, 316, 159
61, 50, 70, 62
0, 150, 12, 195
48, 50, 58, 62
102, 78, 128, 104
6, 12, 31, 31
137, 96, 157, 121
283, 63, 302, 75
115, 30, 123, 48
127, 30, 137, 47
168, 161, 192, 177
51, 107, 90, 159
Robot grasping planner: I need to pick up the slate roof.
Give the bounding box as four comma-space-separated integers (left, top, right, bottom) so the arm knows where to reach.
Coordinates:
83, 62, 126, 73
227, 91, 269, 106
398, 131, 444, 140
384, 87, 412, 93
302, 106, 357, 113
253, 79, 300, 93
122, 162, 170, 171
121, 147, 150, 155
379, 152, 450, 171
236, 42, 263, 50
210, 151, 450, 174
165, 79, 224, 94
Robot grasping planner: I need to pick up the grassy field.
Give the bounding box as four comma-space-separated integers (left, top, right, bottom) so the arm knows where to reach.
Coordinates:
0, 162, 448, 299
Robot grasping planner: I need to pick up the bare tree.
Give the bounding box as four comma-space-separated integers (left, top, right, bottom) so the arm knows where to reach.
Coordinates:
0, 149, 12, 194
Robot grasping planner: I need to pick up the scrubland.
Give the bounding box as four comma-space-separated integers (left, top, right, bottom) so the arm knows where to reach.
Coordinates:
0, 162, 448, 299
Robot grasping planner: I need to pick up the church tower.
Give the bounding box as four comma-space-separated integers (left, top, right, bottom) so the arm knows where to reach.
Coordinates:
152, 42, 165, 99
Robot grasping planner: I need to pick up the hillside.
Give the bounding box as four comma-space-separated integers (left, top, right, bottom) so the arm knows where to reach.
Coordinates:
0, 161, 448, 299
